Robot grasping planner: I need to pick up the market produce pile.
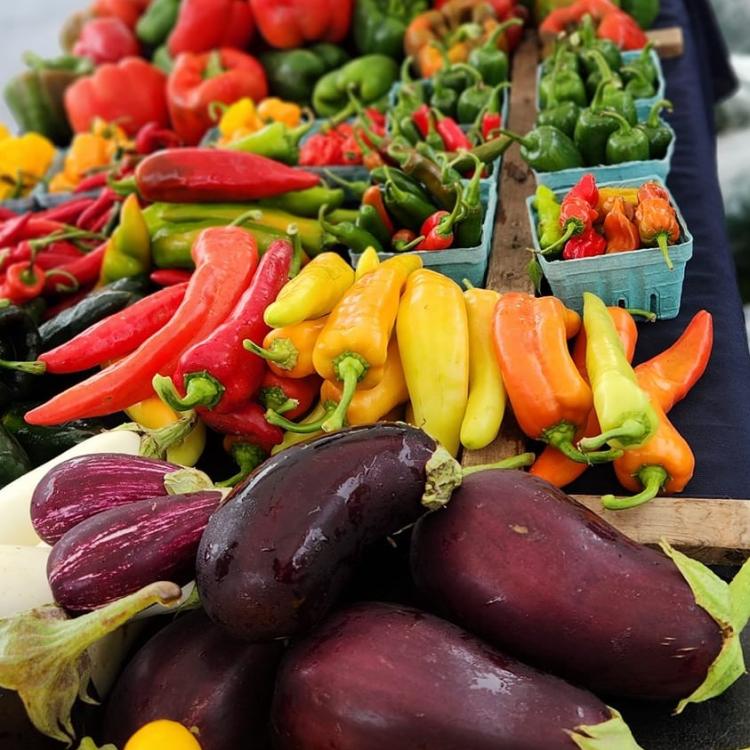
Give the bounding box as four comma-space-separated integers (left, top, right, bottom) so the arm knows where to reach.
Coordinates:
0, 0, 747, 749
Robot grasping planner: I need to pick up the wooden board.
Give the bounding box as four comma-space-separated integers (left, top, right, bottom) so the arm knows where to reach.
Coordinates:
463, 31, 750, 565
540, 25, 684, 58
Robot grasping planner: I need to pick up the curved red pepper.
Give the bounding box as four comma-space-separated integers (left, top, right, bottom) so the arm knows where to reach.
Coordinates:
249, 0, 352, 49
435, 113, 472, 152
153, 237, 292, 414
168, 0, 255, 56
203, 400, 283, 452
43, 242, 108, 295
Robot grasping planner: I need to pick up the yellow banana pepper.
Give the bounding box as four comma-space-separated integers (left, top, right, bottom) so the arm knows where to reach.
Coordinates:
125, 398, 206, 467
397, 269, 469, 456
355, 246, 381, 280
246, 316, 327, 379
0, 132, 55, 199
264, 252, 355, 328
320, 339, 409, 425
460, 287, 506, 451
257, 97, 302, 127
270, 401, 332, 454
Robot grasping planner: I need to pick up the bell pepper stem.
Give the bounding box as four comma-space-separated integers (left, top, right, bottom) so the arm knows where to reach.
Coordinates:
287, 224, 304, 278
244, 338, 298, 370
321, 355, 367, 433
579, 418, 647, 452
601, 465, 667, 510
276, 398, 300, 415
546, 422, 623, 464
625, 307, 657, 321
538, 223, 576, 256
462, 452, 536, 476
600, 109, 632, 133
0, 358, 46, 374
647, 99, 673, 128
499, 128, 533, 150
656, 232, 674, 271
152, 373, 224, 411
108, 174, 138, 197
204, 50, 224, 79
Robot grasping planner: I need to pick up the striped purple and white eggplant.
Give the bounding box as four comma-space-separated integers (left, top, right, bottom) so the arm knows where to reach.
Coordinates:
411, 469, 750, 711
271, 602, 643, 750
31, 453, 212, 544
196, 424, 461, 642
47, 490, 222, 611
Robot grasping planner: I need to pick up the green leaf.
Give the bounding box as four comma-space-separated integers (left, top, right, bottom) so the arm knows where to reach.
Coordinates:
527, 255, 543, 293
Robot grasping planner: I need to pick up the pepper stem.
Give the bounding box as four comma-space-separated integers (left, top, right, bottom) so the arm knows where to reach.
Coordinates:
499, 128, 533, 150
393, 234, 425, 252
229, 208, 264, 227
601, 465, 667, 510
538, 222, 576, 256
462, 452, 536, 476
322, 356, 367, 433
152, 373, 223, 411
656, 232, 674, 271
216, 443, 267, 488
287, 224, 303, 278
265, 407, 330, 434
546, 422, 623, 464
483, 16, 523, 50
0, 358, 46, 374
244, 338, 298, 370
647, 99, 673, 128
624, 307, 657, 321
579, 418, 647, 452
600, 109, 633, 133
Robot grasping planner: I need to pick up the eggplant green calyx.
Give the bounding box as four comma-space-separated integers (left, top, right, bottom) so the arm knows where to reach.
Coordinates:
568, 708, 644, 749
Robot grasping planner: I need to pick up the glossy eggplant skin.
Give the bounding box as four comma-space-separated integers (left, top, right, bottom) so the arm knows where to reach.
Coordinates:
103, 610, 283, 750
272, 602, 614, 750
48, 490, 221, 611
197, 424, 439, 641
31, 453, 178, 544
411, 470, 722, 701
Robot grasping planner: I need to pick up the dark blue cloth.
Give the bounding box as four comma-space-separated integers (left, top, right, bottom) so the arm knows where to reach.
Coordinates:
571, 0, 749, 500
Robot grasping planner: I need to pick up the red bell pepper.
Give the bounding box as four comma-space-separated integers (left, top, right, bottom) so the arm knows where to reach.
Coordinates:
168, 0, 255, 57
597, 10, 648, 50
152, 237, 292, 414
64, 57, 169, 137
91, 0, 150, 29
73, 17, 140, 65
249, 0, 352, 48
167, 48, 268, 145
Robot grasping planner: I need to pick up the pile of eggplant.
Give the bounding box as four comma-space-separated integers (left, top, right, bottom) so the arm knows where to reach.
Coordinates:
1, 423, 749, 749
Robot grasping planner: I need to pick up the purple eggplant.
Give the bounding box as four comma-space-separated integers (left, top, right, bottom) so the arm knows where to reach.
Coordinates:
31, 453, 181, 544
271, 602, 642, 750
103, 610, 283, 750
48, 490, 222, 611
196, 424, 459, 641
411, 470, 743, 705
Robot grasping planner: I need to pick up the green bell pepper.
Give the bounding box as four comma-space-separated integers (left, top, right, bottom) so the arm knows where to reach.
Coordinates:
3, 53, 92, 147
626, 43, 658, 85
136, 0, 180, 47
263, 45, 350, 105
622, 65, 656, 99
635, 99, 673, 159
312, 54, 398, 118
578, 15, 622, 74
226, 120, 313, 165
501, 126, 583, 172
538, 46, 587, 110
536, 101, 580, 138
585, 50, 637, 124
430, 72, 459, 118
467, 18, 523, 86
540, 47, 580, 77
573, 79, 620, 167
455, 65, 491, 124
620, 0, 660, 29
602, 111, 650, 164
353, 0, 428, 59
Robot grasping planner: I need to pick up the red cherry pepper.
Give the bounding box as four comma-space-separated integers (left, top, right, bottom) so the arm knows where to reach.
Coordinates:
416, 189, 465, 252
391, 228, 424, 252
202, 400, 284, 453
153, 237, 292, 414
258, 371, 321, 420
435, 112, 472, 151
563, 227, 607, 260
2, 262, 45, 304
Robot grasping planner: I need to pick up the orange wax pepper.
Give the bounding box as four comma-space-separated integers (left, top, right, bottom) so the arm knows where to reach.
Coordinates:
530, 307, 637, 487
493, 293, 618, 463
635, 196, 680, 271
247, 317, 328, 379
604, 197, 640, 253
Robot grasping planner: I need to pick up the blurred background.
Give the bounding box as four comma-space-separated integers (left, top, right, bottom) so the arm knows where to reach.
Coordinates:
1, 0, 749, 329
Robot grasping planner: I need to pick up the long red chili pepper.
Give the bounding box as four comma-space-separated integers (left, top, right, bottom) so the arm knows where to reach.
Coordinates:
43, 242, 108, 294
153, 237, 292, 413
77, 189, 118, 231
435, 112, 472, 151
39, 283, 189, 374
26, 226, 260, 425
257, 371, 321, 420
0, 215, 64, 246
38, 198, 96, 225
74, 173, 109, 193
0, 207, 18, 221
35, 252, 86, 271
202, 400, 284, 453
150, 268, 193, 286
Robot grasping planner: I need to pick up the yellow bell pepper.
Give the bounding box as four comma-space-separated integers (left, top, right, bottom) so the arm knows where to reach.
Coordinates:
257, 97, 302, 128
460, 287, 506, 451
0, 124, 10, 141
397, 269, 469, 456
264, 252, 355, 328
355, 246, 381, 280
320, 339, 409, 425
125, 398, 206, 467
218, 98, 264, 141
0, 132, 55, 199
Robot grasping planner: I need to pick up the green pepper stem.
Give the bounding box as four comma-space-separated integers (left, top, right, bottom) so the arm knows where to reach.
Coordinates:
600, 109, 632, 133
449, 63, 483, 84
601, 465, 667, 510
244, 338, 298, 370
216, 443, 267, 488
498, 128, 533, 150
462, 452, 536, 476
204, 50, 224, 79
0, 358, 46, 374
538, 222, 576, 256
647, 99, 673, 128
579, 418, 647, 452
546, 422, 623, 464
229, 208, 264, 227
583, 48, 615, 87
322, 170, 368, 199
287, 224, 303, 278
266, 408, 329, 434
656, 232, 674, 271
152, 373, 223, 411
393, 235, 425, 252
322, 356, 367, 433
484, 16, 523, 49
624, 307, 657, 321
621, 65, 650, 88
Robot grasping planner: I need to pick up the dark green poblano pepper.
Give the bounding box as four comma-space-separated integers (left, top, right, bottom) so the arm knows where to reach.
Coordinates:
500, 126, 583, 172
584, 50, 637, 125
539, 45, 587, 110
602, 111, 651, 165
622, 65, 656, 99
636, 99, 673, 159
467, 17, 524, 85
573, 80, 621, 167
455, 65, 491, 124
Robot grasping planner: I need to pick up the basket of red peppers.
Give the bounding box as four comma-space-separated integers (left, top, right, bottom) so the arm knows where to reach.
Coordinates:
528, 173, 693, 319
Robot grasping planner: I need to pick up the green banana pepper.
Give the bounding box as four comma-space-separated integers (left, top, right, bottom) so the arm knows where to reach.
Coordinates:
636, 99, 673, 159
602, 111, 651, 164
467, 18, 524, 85
353, 0, 428, 59
136, 0, 180, 47
3, 53, 92, 146
312, 54, 398, 118
620, 0, 661, 29
534, 185, 563, 252
501, 126, 583, 172
225, 120, 313, 165
262, 45, 350, 105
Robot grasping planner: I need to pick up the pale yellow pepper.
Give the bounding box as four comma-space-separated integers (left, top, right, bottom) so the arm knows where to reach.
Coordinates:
0, 131, 55, 199
355, 246, 381, 280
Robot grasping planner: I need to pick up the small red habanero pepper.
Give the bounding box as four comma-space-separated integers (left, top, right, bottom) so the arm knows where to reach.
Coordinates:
249, 0, 352, 49
167, 49, 268, 145
64, 57, 169, 136
566, 173, 599, 209
153, 237, 293, 414
1, 262, 45, 303
258, 371, 321, 420
168, 0, 255, 57
563, 227, 606, 260
202, 400, 283, 451
543, 195, 598, 255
